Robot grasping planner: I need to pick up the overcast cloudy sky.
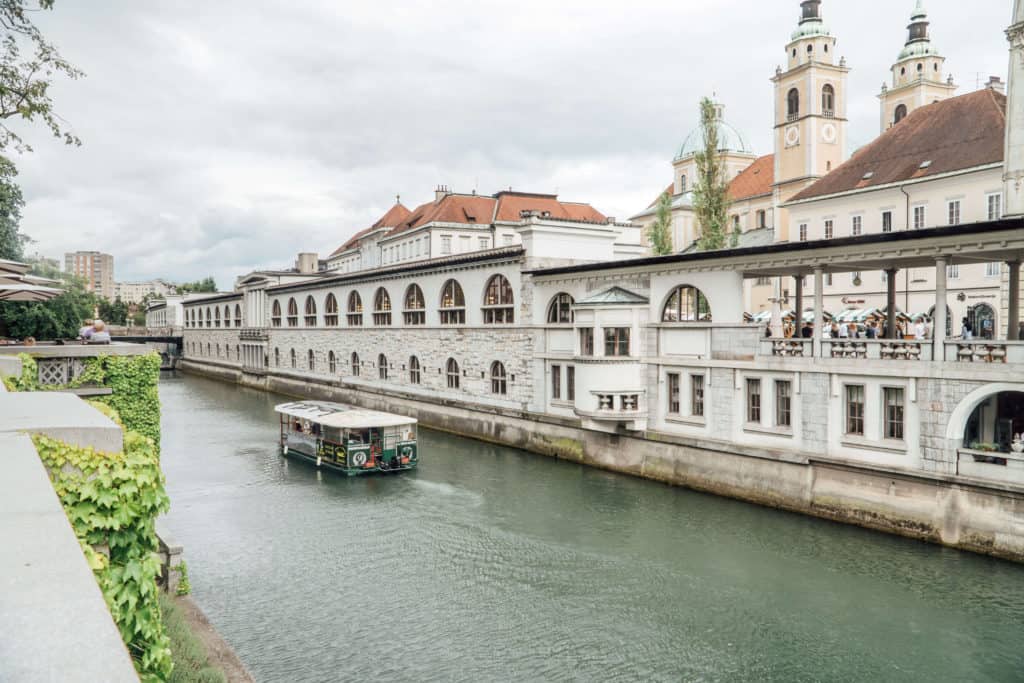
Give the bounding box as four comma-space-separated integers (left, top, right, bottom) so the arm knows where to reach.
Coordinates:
10, 0, 1013, 288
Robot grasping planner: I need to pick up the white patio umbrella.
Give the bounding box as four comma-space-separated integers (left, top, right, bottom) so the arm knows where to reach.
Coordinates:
0, 283, 63, 302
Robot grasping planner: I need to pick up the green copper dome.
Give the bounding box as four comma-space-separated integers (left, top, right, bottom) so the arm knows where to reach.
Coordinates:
897, 0, 939, 61
675, 105, 753, 160
791, 20, 831, 41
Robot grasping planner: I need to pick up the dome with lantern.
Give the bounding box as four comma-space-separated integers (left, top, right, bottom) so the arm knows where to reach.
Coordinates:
674, 103, 754, 161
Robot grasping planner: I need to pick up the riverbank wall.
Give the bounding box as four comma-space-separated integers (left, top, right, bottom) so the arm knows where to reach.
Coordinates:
181, 359, 1024, 563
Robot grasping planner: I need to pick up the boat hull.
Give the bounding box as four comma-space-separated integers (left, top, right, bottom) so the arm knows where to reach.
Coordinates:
281, 444, 417, 476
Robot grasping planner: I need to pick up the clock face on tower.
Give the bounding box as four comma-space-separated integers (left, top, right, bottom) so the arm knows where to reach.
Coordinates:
785, 125, 800, 147
822, 123, 837, 144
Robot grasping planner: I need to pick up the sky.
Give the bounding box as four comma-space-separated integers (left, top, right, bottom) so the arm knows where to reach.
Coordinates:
10, 0, 1013, 289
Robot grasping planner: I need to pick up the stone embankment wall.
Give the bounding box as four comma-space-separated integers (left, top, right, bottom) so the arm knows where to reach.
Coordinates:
181, 358, 1024, 563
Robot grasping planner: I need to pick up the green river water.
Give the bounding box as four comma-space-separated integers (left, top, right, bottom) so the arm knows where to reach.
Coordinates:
160, 373, 1024, 682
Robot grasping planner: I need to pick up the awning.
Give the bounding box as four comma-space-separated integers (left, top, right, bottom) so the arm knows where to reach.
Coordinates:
275, 401, 417, 429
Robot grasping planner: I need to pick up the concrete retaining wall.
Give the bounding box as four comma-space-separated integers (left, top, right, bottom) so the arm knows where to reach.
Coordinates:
180, 358, 1024, 563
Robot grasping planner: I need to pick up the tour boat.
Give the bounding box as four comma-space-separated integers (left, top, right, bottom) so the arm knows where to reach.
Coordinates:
274, 401, 418, 475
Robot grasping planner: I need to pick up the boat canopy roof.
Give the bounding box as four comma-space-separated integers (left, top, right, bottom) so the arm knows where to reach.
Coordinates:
274, 401, 417, 429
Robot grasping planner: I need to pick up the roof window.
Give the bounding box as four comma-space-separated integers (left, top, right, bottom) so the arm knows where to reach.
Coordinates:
919, 160, 932, 169
862, 171, 874, 180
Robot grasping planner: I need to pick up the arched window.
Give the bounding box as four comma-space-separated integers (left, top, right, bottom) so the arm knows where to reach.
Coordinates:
490, 361, 507, 395
275, 348, 280, 367
324, 294, 339, 326
271, 300, 282, 327
547, 293, 575, 324
787, 88, 800, 120
214, 307, 221, 328
235, 344, 239, 360
206, 309, 212, 328
403, 284, 426, 325
287, 298, 299, 327
351, 352, 360, 377
304, 296, 317, 326
483, 274, 514, 324
378, 353, 388, 380
680, 174, 687, 193
894, 104, 908, 124
308, 349, 315, 371
821, 84, 835, 115
223, 306, 231, 328
328, 350, 336, 374
347, 292, 363, 326
206, 343, 210, 355
216, 344, 220, 357
440, 279, 466, 325
190, 309, 196, 328
290, 349, 296, 368
373, 288, 392, 325
662, 285, 712, 322
409, 356, 421, 384
446, 358, 460, 389
234, 304, 242, 327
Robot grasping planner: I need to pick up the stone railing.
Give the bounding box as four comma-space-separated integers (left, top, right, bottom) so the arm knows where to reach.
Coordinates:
0, 342, 152, 387
823, 339, 929, 361
240, 327, 269, 341
763, 338, 812, 357
944, 341, 1024, 364
957, 448, 1024, 485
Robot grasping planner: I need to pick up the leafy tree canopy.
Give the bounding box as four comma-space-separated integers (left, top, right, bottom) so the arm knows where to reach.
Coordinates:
0, 0, 83, 153
693, 97, 732, 252
647, 191, 674, 256
0, 154, 25, 259
177, 277, 217, 293
0, 260, 97, 339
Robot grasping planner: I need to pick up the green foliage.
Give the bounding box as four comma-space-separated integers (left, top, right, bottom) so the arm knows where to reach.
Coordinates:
160, 594, 227, 683
693, 97, 732, 252
0, 154, 26, 259
0, 260, 99, 339
0, 0, 84, 153
647, 191, 674, 256
10, 352, 162, 444
99, 296, 130, 326
33, 422, 172, 681
176, 277, 217, 294
174, 560, 191, 596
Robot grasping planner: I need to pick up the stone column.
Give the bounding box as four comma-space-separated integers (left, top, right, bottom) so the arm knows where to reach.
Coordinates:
794, 275, 804, 331
1009, 260, 1021, 340
934, 257, 948, 359
813, 267, 824, 358
886, 268, 898, 339
1005, 6, 1024, 216
770, 277, 783, 338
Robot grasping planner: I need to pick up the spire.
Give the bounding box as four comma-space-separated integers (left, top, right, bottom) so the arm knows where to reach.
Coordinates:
906, 1, 930, 45
791, 0, 830, 41
800, 0, 822, 23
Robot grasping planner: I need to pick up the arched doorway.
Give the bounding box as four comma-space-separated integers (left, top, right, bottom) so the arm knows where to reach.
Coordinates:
927, 304, 952, 338
968, 303, 997, 340
963, 391, 1024, 452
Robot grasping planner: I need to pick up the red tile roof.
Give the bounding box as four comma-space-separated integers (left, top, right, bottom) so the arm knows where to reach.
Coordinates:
728, 154, 774, 201
329, 202, 412, 256
386, 191, 606, 238
790, 89, 1006, 203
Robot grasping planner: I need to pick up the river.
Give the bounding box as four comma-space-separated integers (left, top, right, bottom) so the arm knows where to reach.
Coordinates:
160, 373, 1024, 682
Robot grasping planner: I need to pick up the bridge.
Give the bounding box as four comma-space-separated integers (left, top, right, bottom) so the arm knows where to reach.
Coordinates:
109, 329, 183, 370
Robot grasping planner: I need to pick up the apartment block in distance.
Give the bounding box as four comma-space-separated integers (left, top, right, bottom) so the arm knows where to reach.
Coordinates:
64, 251, 115, 300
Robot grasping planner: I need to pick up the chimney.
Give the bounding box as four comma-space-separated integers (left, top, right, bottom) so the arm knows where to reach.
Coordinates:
295, 252, 318, 274
987, 76, 1006, 94
435, 185, 451, 202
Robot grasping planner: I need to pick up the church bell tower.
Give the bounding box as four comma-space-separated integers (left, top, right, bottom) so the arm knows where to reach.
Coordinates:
771, 0, 849, 240
878, 1, 957, 134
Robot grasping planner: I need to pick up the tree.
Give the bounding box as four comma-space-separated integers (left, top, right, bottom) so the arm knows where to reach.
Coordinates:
177, 277, 217, 293
693, 97, 732, 251
0, 259, 98, 339
98, 296, 129, 325
0, 1, 84, 153
647, 191, 674, 256
0, 154, 24, 259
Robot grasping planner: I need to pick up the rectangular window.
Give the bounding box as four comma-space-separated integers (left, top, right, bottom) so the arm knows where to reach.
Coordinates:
913, 205, 926, 230
668, 373, 680, 414
884, 387, 905, 440
479, 237, 490, 250
799, 223, 808, 242
775, 380, 792, 428
988, 193, 1003, 221
846, 385, 865, 435
567, 367, 575, 402
757, 210, 766, 229
986, 262, 1001, 277
502, 234, 515, 246
825, 273, 833, 286
691, 375, 705, 417
755, 277, 771, 286
824, 220, 833, 239
440, 236, 452, 255
604, 328, 630, 357
746, 379, 761, 424
851, 216, 862, 236
948, 200, 961, 226
552, 365, 561, 401
579, 328, 595, 355
460, 236, 471, 252
947, 264, 960, 279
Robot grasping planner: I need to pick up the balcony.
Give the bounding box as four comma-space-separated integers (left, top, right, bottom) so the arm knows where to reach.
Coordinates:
575, 391, 647, 433
943, 341, 1024, 364
240, 328, 269, 342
